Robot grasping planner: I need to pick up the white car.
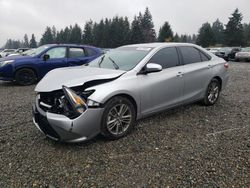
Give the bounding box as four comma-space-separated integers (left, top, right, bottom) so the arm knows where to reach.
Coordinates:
209, 48, 221, 55
235, 47, 250, 62
0, 49, 15, 58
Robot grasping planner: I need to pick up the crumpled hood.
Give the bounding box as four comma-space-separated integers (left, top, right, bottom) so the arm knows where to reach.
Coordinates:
35, 66, 126, 92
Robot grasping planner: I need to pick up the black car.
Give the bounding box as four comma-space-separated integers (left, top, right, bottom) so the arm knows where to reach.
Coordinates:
215, 47, 241, 61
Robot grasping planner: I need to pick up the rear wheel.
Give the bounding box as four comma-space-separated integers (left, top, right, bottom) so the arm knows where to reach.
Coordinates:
101, 96, 136, 140
203, 79, 221, 106
15, 68, 37, 86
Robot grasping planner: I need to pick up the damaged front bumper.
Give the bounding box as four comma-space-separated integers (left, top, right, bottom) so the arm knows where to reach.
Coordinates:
32, 96, 104, 143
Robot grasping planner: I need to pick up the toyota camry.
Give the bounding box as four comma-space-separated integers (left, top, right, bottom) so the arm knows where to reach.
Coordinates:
32, 43, 229, 142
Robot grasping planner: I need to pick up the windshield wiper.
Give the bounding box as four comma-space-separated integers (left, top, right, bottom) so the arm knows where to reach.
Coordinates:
98, 55, 105, 67
108, 56, 119, 70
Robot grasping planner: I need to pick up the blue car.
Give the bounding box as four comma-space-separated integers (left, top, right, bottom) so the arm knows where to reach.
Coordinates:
0, 44, 103, 85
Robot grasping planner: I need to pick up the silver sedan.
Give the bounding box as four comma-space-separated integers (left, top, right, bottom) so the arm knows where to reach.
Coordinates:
32, 43, 229, 142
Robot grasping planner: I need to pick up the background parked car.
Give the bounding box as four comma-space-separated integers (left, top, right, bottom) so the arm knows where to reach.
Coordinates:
0, 49, 16, 58
7, 48, 30, 57
0, 44, 102, 85
235, 47, 250, 62
208, 47, 221, 55
215, 47, 241, 61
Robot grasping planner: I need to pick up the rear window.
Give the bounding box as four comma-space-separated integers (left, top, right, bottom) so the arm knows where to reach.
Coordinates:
86, 48, 97, 56
69, 48, 86, 58
179, 46, 211, 64
200, 52, 210, 61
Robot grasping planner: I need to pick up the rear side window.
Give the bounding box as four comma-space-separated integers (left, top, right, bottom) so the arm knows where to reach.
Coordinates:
69, 48, 86, 58
179, 46, 202, 64
85, 48, 97, 56
200, 52, 210, 61
149, 47, 179, 69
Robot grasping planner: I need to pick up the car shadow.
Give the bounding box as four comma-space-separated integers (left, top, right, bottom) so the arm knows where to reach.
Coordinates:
46, 102, 202, 149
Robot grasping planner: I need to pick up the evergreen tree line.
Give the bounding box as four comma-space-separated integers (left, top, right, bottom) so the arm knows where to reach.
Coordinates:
4, 34, 37, 49
3, 8, 250, 49
197, 8, 250, 47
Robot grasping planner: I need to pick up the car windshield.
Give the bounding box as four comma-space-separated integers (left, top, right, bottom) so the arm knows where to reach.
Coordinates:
26, 45, 50, 57
88, 47, 152, 71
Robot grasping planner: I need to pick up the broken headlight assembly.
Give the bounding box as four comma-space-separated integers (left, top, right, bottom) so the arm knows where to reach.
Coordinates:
62, 86, 101, 116
62, 86, 88, 115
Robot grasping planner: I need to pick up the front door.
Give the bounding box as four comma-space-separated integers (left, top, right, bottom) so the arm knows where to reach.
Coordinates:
139, 47, 184, 116
40, 47, 68, 76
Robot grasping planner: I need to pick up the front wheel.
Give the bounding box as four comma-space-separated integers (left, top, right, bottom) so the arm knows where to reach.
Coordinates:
203, 79, 221, 106
101, 96, 136, 140
15, 68, 37, 86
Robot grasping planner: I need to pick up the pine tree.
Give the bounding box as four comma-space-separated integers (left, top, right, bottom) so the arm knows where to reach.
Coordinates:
51, 25, 57, 43
29, 34, 37, 48
158, 22, 173, 42
243, 23, 250, 46
82, 20, 94, 45
224, 8, 244, 46
23, 34, 29, 47
196, 22, 215, 47
40, 26, 54, 45
212, 19, 224, 45
173, 33, 180, 42
180, 34, 188, 42
130, 16, 144, 44
63, 27, 71, 43
191, 34, 197, 44
69, 24, 82, 44
141, 7, 156, 42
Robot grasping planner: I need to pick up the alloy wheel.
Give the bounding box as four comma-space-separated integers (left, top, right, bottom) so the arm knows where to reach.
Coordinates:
207, 81, 219, 103
106, 103, 132, 135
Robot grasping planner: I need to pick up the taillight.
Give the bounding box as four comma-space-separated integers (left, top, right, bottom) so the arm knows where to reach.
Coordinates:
224, 63, 229, 69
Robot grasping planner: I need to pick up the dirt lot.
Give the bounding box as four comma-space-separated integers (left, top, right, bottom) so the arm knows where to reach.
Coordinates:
0, 62, 249, 187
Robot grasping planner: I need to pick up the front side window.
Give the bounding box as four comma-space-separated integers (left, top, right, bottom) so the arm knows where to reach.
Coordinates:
179, 46, 202, 64
149, 47, 179, 69
69, 48, 86, 58
45, 47, 66, 59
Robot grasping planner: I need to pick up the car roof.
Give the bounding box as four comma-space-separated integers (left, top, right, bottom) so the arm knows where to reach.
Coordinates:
121, 42, 199, 49
43, 44, 99, 49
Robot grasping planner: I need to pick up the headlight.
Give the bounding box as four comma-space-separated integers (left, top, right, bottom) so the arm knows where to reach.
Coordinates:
0, 60, 14, 67
62, 86, 88, 114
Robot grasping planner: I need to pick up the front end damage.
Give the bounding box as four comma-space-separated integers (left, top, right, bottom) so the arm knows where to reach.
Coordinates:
32, 84, 104, 142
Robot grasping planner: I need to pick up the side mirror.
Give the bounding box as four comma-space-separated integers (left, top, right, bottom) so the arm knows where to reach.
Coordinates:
140, 63, 162, 74
43, 54, 50, 61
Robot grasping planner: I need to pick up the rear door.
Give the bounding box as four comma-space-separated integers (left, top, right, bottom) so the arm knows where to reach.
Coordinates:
178, 46, 213, 102
139, 47, 184, 116
67, 47, 90, 66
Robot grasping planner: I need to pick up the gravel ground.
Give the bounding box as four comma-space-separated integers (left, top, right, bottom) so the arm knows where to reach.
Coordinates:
0, 62, 249, 187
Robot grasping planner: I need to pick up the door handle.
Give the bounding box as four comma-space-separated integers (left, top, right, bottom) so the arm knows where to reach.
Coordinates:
176, 72, 183, 77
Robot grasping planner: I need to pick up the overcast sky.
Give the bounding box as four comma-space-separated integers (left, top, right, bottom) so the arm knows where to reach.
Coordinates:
0, 0, 250, 47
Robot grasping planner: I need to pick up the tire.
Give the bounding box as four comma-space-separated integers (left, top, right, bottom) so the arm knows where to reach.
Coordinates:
203, 78, 221, 106
15, 68, 37, 86
101, 96, 136, 140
